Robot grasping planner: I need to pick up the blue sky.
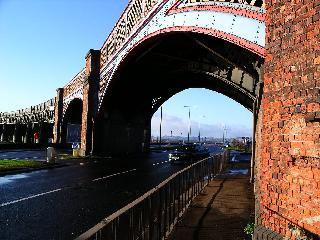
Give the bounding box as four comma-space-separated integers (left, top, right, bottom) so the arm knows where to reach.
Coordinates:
0, 0, 252, 137
151, 89, 252, 138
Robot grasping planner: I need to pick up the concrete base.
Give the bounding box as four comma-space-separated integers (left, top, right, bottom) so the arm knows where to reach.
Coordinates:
253, 225, 283, 240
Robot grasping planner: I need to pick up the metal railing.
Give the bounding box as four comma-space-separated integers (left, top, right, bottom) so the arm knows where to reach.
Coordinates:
76, 152, 228, 240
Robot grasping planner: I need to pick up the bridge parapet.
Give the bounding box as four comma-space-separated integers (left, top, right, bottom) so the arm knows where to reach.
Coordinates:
62, 68, 86, 114
0, 98, 55, 124
100, 0, 161, 67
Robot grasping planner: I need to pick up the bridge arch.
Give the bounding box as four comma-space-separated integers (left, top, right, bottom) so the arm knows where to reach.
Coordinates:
95, 31, 263, 155
62, 98, 83, 144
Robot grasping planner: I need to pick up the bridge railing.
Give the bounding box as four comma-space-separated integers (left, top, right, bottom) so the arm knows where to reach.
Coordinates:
76, 152, 228, 240
100, 0, 161, 67
0, 98, 55, 124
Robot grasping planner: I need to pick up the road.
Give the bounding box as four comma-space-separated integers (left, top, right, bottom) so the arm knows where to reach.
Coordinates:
0, 145, 223, 240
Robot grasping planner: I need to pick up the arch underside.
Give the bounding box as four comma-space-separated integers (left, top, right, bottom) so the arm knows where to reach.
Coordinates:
61, 98, 83, 144
100, 32, 263, 118
95, 32, 263, 156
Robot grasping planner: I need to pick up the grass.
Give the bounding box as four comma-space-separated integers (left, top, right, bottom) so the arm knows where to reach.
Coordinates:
58, 154, 101, 160
226, 146, 251, 153
0, 160, 45, 171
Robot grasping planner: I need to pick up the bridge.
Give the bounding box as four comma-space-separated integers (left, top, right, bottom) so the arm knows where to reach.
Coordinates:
1, 0, 319, 239
0, 98, 55, 144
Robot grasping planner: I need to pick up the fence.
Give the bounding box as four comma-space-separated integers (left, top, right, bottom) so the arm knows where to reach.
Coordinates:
76, 152, 228, 240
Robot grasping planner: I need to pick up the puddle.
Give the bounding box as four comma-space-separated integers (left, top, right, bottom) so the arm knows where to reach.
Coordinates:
226, 169, 248, 175
0, 174, 29, 185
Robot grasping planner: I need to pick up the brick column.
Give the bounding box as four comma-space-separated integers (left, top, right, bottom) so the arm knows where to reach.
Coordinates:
255, 1, 320, 238
53, 88, 64, 144
80, 49, 100, 155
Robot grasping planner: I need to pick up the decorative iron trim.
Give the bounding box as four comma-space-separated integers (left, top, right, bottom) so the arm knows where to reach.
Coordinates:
167, 1, 265, 21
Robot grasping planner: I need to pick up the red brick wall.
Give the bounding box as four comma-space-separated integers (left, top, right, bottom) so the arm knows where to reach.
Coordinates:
80, 83, 89, 152
256, 0, 320, 238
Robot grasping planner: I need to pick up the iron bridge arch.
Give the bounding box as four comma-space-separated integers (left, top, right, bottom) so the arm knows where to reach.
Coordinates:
95, 31, 264, 155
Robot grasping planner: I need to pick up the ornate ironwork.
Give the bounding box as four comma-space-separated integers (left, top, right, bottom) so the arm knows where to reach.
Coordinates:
186, 0, 265, 8
0, 98, 55, 124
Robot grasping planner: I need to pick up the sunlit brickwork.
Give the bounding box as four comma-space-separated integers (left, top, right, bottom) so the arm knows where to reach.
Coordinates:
255, 0, 320, 238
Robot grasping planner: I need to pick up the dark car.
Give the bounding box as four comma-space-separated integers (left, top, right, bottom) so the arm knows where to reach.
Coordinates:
168, 144, 210, 163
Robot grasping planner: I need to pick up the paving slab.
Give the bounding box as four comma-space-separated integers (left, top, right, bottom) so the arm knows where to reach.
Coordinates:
167, 164, 254, 240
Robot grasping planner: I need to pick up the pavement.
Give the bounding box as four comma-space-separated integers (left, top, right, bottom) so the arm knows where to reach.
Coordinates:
167, 162, 254, 240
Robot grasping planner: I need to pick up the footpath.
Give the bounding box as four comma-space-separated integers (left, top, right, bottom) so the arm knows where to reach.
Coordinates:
167, 162, 254, 240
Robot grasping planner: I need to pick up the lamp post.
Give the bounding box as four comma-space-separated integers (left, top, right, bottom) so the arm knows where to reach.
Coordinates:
198, 115, 205, 143
222, 125, 228, 146
184, 106, 191, 143
159, 106, 163, 146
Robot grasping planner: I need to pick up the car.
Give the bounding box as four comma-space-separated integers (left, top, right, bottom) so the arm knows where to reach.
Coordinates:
168, 143, 210, 163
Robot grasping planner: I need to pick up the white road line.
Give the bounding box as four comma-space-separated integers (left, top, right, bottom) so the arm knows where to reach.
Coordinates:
92, 168, 137, 182
0, 169, 138, 207
153, 160, 171, 166
0, 188, 62, 207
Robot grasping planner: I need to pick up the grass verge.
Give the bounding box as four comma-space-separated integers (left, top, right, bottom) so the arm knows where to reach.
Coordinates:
0, 160, 45, 172
58, 154, 101, 160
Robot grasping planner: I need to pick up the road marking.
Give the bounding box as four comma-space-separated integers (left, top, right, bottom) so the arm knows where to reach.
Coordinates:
0, 169, 138, 207
152, 160, 171, 166
92, 168, 137, 182
0, 188, 62, 207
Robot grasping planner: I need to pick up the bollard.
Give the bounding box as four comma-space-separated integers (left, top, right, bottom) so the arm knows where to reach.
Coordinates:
72, 142, 80, 157
47, 147, 56, 164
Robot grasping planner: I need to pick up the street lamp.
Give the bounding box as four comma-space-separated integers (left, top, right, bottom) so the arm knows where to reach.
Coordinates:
184, 106, 192, 143
198, 115, 205, 143
159, 106, 163, 146
222, 125, 228, 145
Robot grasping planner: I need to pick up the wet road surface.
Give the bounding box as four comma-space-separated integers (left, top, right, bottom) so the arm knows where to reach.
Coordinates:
0, 145, 223, 240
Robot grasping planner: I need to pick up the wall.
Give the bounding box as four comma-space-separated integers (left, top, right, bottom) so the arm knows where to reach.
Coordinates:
255, 0, 320, 238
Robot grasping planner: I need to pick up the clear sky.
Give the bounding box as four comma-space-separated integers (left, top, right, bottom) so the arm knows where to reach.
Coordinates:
0, 0, 252, 138
151, 89, 252, 138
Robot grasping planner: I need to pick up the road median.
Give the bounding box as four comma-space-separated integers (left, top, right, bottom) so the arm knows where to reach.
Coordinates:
0, 159, 67, 176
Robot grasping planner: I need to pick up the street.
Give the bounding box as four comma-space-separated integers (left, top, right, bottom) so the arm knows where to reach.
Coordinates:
0, 145, 223, 239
